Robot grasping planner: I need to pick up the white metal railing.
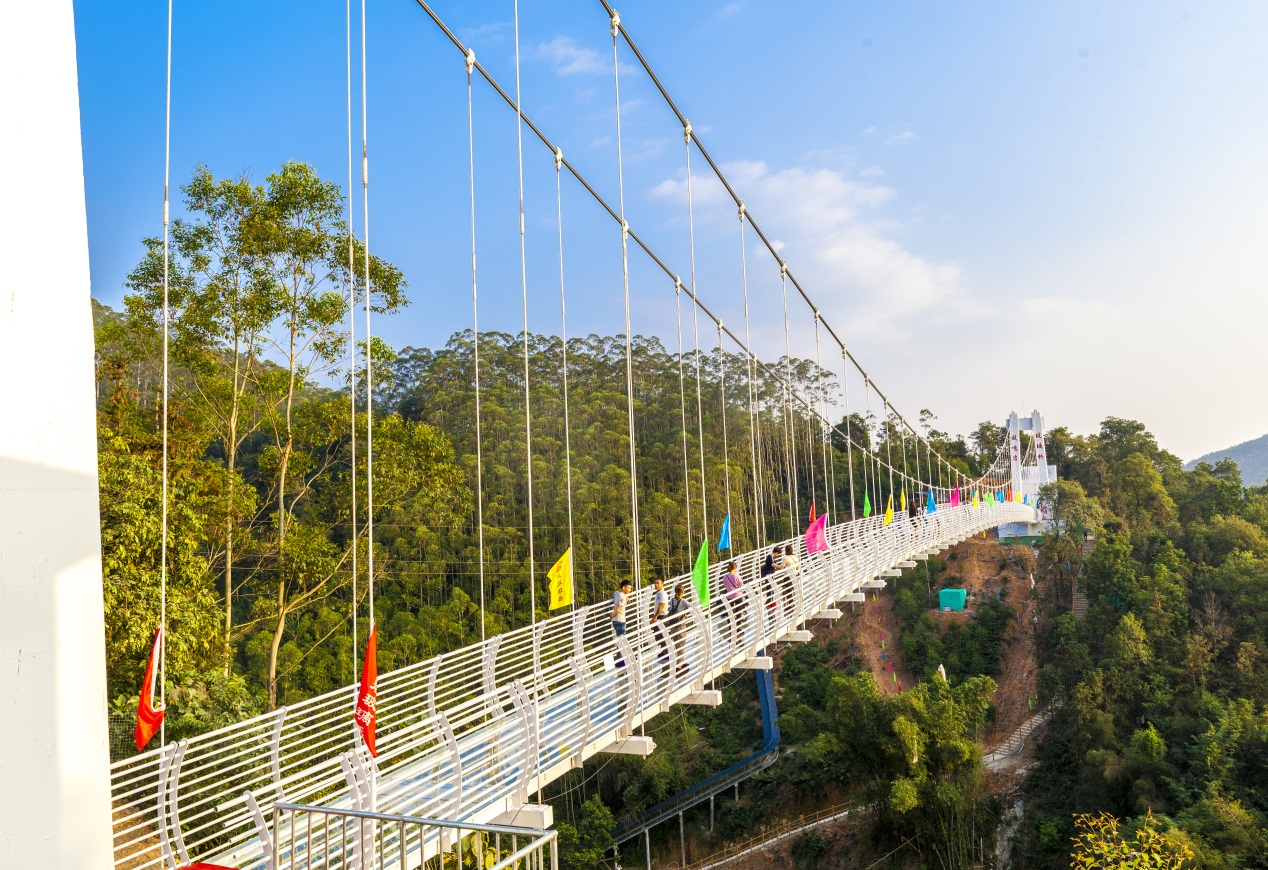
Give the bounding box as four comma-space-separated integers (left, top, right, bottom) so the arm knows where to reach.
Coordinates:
271, 802, 556, 870
109, 500, 1038, 869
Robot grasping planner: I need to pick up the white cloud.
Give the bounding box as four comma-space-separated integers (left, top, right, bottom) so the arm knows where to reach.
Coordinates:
536, 36, 606, 76
650, 158, 964, 342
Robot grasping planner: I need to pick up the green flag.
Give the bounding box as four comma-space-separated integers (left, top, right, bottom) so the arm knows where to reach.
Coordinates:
692, 539, 710, 606
863, 492, 872, 518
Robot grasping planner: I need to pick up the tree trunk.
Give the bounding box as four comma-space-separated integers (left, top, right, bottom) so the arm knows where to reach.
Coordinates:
268, 579, 287, 710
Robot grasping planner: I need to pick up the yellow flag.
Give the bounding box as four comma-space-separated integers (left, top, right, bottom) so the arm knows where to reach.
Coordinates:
548, 547, 573, 610
884, 494, 894, 526
900, 490, 907, 513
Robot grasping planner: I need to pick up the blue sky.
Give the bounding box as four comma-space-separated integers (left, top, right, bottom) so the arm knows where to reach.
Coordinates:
74, 1, 1268, 461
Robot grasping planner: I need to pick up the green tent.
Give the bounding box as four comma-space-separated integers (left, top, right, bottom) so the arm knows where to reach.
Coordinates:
938, 588, 966, 611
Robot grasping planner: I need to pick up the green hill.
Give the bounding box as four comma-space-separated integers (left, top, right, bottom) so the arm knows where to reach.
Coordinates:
1186, 432, 1268, 486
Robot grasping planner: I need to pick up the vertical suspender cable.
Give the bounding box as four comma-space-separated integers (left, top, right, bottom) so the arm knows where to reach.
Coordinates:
884, 401, 895, 510
159, 0, 173, 745
779, 264, 797, 533
738, 203, 763, 548
715, 322, 732, 546
675, 280, 692, 551
554, 148, 576, 607
512, 0, 537, 624
813, 311, 831, 523
840, 347, 856, 519
684, 124, 708, 540
466, 50, 487, 641
345, 0, 359, 682
359, 0, 375, 635
610, 10, 641, 585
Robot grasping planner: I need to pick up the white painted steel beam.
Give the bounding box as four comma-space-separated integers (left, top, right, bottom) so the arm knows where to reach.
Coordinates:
678, 691, 723, 707
1, 4, 113, 868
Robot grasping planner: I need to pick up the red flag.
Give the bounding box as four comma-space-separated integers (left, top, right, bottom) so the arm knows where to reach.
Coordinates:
808, 501, 817, 523
135, 627, 165, 751
354, 626, 378, 757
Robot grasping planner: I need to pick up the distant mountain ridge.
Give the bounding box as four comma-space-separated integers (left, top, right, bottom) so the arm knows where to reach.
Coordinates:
1186, 432, 1268, 486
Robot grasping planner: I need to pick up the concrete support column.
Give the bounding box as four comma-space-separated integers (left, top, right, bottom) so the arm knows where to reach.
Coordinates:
679, 812, 686, 867
0, 3, 113, 868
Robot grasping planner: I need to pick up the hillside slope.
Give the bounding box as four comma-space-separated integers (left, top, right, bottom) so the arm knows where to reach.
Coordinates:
1186, 431, 1268, 485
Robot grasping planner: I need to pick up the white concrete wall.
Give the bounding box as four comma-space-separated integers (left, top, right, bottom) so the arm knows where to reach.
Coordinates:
0, 2, 114, 867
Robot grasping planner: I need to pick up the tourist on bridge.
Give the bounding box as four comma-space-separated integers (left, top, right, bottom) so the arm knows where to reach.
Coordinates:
721, 560, 746, 640
649, 577, 668, 625
781, 543, 802, 609
667, 583, 689, 676
611, 579, 631, 638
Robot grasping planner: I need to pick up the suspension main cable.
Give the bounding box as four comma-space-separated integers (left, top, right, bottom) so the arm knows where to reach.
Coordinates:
512, 0, 537, 625
410, 0, 985, 494
465, 49, 487, 642
599, 0, 965, 484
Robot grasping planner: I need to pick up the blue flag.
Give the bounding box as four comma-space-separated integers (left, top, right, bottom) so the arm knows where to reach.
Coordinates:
926, 489, 936, 514
718, 513, 731, 551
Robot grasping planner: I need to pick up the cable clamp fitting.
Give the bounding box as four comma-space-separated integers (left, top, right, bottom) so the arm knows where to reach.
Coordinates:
554, 148, 563, 171
813, 306, 820, 322
621, 220, 630, 240
683, 121, 692, 144
465, 49, 476, 75
738, 201, 746, 220
610, 9, 621, 36
674, 276, 682, 294
779, 261, 788, 278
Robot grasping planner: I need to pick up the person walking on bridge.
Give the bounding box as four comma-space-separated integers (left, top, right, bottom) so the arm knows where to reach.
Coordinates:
667, 583, 688, 676
611, 578, 632, 668
721, 560, 745, 643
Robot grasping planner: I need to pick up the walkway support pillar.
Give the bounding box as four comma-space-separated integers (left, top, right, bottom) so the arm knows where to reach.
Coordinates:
645, 828, 651, 870
0, 3, 113, 867
679, 811, 686, 867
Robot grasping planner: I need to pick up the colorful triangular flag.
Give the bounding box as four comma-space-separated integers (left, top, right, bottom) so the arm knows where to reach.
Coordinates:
863, 492, 872, 518
884, 494, 894, 526
717, 513, 732, 551
547, 547, 573, 610
805, 513, 829, 554
972, 491, 980, 508
900, 490, 907, 513
808, 501, 817, 524
926, 489, 936, 514
135, 626, 165, 751
691, 539, 710, 606
354, 626, 379, 757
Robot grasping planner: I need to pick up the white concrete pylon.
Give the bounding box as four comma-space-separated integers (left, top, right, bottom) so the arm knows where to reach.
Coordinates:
0, 3, 114, 866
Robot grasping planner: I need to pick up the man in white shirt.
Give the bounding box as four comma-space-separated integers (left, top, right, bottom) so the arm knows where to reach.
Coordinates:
611, 579, 632, 637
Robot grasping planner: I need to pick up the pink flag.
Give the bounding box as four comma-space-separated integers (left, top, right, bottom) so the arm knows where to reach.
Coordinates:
951, 487, 961, 507
804, 513, 829, 554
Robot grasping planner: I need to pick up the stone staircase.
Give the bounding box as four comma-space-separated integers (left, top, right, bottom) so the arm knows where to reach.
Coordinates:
1071, 537, 1094, 620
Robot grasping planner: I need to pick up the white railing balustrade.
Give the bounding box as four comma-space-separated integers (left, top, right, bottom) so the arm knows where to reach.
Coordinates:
271, 802, 557, 870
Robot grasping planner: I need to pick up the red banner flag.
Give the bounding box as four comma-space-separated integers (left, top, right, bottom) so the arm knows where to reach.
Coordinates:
808, 500, 817, 524
354, 626, 378, 757
135, 627, 165, 751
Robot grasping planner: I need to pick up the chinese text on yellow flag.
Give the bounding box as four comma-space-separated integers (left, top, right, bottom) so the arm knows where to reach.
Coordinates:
548, 547, 573, 610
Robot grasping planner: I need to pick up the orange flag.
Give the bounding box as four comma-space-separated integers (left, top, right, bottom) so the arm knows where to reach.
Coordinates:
135, 627, 165, 751
808, 500, 817, 523
355, 626, 379, 756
